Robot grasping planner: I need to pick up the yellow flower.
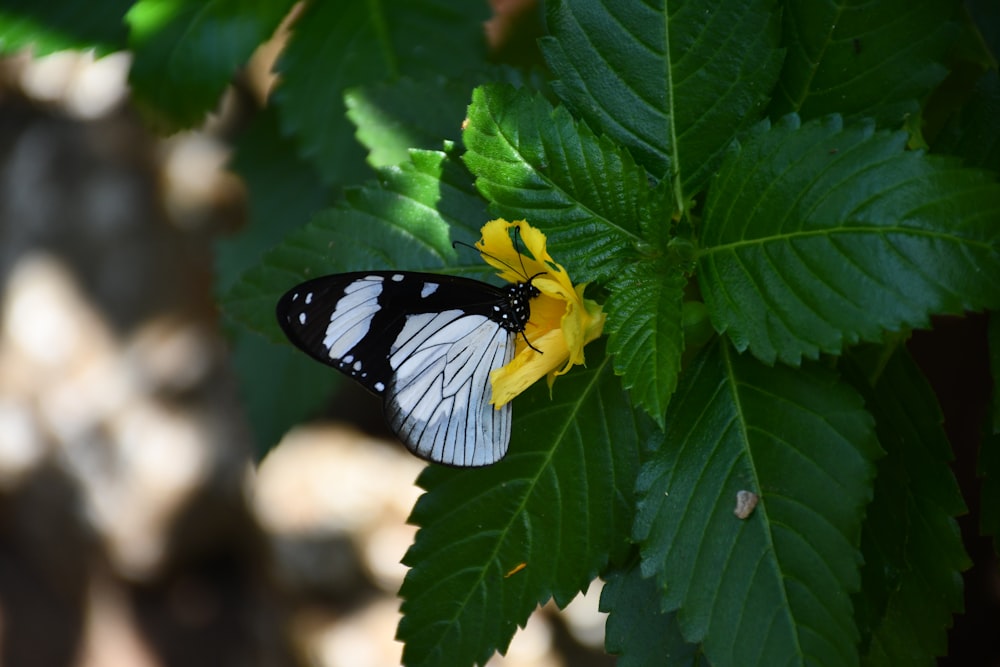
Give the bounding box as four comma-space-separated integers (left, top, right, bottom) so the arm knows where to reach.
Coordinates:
476, 219, 605, 407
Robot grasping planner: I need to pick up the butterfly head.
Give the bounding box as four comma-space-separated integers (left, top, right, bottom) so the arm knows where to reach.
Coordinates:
500, 276, 542, 334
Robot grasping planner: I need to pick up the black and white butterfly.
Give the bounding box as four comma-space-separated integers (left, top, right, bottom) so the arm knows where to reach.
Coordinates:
276, 270, 541, 467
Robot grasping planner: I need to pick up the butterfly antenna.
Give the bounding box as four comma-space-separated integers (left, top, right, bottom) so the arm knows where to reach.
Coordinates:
512, 226, 553, 292
453, 237, 526, 278
512, 224, 532, 280
453, 239, 511, 268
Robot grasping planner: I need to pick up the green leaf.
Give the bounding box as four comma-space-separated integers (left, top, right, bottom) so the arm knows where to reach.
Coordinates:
398, 343, 649, 667
770, 0, 959, 127
605, 260, 686, 426
218, 108, 335, 458
346, 67, 548, 169
698, 113, 1000, 365
634, 338, 880, 666
275, 0, 488, 184
968, 0, 1000, 58
602, 561, 705, 666
346, 76, 471, 168
229, 331, 337, 458
842, 346, 968, 666
127, 0, 296, 129
222, 149, 488, 341
0, 0, 130, 55
934, 69, 1000, 173
463, 84, 655, 282
216, 107, 332, 297
540, 0, 783, 195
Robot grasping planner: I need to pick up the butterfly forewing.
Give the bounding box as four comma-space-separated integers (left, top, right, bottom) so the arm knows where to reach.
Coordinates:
276, 271, 529, 467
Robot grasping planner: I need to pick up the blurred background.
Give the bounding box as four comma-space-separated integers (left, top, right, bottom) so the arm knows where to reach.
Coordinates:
0, 30, 613, 667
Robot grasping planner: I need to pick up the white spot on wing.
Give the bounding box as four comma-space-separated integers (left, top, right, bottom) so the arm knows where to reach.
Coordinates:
392, 274, 404, 282
421, 283, 439, 298
305, 292, 313, 304
298, 312, 306, 325
323, 277, 383, 358
374, 381, 385, 392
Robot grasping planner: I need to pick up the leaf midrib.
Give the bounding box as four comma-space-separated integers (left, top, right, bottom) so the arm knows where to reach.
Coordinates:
663, 4, 684, 216
720, 342, 803, 660
784, 2, 845, 112
698, 224, 996, 255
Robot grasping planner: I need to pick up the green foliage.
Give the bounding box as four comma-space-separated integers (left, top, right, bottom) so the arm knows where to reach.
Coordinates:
699, 114, 1000, 365
604, 261, 686, 426
634, 339, 881, 665
935, 69, 1000, 172
540, 0, 784, 195
463, 84, 652, 281
225, 149, 487, 341
844, 346, 968, 665
399, 341, 648, 665
6, 0, 998, 665
273, 0, 489, 183
127, 0, 297, 129
0, 0, 130, 55
601, 561, 704, 665
770, 0, 959, 126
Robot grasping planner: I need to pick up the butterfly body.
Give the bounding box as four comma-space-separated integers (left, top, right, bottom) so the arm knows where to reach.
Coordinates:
277, 271, 539, 467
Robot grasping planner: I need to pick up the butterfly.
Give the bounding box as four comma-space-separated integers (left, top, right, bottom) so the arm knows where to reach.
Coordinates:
276, 269, 541, 467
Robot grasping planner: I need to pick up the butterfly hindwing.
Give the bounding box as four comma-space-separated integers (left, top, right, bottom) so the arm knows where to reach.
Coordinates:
385, 310, 513, 466
277, 271, 522, 466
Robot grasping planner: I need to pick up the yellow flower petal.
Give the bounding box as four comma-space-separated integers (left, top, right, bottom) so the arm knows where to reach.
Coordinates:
476, 219, 604, 407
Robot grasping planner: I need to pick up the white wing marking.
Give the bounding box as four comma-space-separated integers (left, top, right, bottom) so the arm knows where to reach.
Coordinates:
385, 313, 513, 466
322, 276, 383, 358
389, 310, 463, 363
